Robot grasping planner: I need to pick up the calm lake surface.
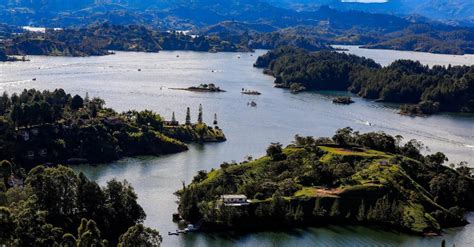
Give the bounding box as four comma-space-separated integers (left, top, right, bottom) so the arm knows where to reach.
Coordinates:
333, 45, 474, 67
1, 49, 473, 246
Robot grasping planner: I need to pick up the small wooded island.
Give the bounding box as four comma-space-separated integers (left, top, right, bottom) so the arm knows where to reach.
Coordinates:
176, 128, 473, 235
170, 84, 226, 93
332, 96, 354, 105
241, 89, 261, 95
0, 88, 225, 167
255, 46, 474, 115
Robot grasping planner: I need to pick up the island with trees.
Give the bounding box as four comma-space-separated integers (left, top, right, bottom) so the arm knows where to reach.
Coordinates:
0, 88, 225, 168
255, 46, 474, 115
170, 84, 226, 93
332, 96, 354, 105
176, 128, 473, 235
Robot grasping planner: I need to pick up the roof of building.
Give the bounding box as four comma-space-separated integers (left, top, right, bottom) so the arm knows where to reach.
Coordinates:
221, 194, 247, 199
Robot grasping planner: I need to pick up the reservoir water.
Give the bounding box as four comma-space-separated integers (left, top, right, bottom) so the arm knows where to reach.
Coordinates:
333, 45, 474, 67
1, 48, 473, 246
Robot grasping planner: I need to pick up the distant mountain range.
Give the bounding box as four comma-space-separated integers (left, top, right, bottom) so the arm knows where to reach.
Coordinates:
264, 0, 474, 25
0, 0, 293, 28
0, 0, 413, 29
0, 0, 473, 54
1, 0, 472, 28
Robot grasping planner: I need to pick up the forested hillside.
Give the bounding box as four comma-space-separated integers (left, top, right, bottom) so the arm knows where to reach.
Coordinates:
0, 88, 225, 167
0, 23, 249, 57
255, 46, 474, 114
0, 164, 161, 245
177, 129, 474, 234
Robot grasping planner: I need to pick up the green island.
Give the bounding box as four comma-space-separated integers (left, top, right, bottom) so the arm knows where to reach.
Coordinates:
0, 88, 225, 167
332, 96, 354, 105
0, 23, 251, 58
176, 128, 473, 235
241, 89, 261, 95
255, 46, 474, 115
170, 84, 226, 93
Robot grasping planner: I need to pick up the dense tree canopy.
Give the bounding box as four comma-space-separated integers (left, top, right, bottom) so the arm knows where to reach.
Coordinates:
255, 46, 474, 114
118, 224, 162, 247
0, 88, 225, 167
0, 165, 156, 246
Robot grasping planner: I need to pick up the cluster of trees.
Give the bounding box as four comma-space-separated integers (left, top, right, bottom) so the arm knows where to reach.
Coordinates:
177, 128, 473, 234
255, 46, 474, 114
254, 46, 380, 91
0, 164, 161, 246
1, 23, 250, 58
0, 88, 224, 167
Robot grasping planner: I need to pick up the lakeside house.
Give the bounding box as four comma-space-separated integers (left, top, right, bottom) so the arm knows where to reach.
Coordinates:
220, 195, 249, 206
16, 124, 61, 141
164, 120, 180, 126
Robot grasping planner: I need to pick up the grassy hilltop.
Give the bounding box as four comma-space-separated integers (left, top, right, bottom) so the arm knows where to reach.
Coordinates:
177, 129, 473, 234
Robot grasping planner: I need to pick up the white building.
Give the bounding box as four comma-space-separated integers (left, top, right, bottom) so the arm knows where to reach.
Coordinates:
221, 195, 249, 206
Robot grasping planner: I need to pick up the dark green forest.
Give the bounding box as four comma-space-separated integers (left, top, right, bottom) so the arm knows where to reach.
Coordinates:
177, 129, 474, 234
255, 46, 474, 114
0, 88, 225, 167
0, 88, 226, 246
0, 164, 161, 246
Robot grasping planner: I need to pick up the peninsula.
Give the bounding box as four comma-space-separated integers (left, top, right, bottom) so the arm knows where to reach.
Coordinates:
332, 96, 355, 105
0, 88, 225, 167
176, 129, 473, 235
255, 46, 474, 115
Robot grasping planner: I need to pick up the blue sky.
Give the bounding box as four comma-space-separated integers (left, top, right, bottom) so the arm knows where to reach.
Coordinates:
341, 0, 389, 3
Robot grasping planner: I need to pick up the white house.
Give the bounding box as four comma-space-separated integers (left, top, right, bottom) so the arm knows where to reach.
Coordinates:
221, 195, 249, 206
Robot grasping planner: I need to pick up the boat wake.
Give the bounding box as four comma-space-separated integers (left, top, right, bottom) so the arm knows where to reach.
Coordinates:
355, 119, 373, 127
